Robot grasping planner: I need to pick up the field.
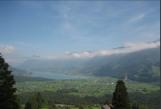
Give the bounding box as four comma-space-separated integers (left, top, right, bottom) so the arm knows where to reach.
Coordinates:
16, 77, 160, 109
16, 77, 160, 96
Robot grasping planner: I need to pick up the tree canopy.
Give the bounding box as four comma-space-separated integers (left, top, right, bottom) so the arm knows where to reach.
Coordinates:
0, 54, 19, 109
112, 80, 130, 109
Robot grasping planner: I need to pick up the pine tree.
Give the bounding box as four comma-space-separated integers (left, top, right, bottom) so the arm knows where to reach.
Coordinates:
24, 102, 32, 109
132, 103, 139, 109
112, 80, 130, 109
35, 92, 43, 109
25, 92, 43, 109
0, 54, 19, 109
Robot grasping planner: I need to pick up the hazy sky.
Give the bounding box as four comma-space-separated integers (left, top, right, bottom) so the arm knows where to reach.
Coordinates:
0, 0, 160, 64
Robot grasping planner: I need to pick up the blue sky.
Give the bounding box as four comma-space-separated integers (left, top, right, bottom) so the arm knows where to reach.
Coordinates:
0, 0, 160, 64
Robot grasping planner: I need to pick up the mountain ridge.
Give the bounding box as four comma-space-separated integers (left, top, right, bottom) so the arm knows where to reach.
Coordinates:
16, 45, 160, 83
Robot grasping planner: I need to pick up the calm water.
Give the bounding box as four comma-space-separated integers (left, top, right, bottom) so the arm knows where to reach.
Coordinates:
32, 71, 87, 80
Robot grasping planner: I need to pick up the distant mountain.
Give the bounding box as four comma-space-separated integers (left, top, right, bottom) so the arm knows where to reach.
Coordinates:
17, 44, 160, 83
14, 75, 52, 82
82, 47, 160, 83
11, 67, 32, 77
17, 57, 89, 74
11, 67, 51, 82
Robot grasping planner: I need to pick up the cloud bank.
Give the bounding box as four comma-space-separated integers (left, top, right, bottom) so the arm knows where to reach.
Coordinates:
0, 41, 160, 65
67, 41, 160, 58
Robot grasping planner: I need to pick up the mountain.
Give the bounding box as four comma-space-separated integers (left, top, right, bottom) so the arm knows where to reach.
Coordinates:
11, 67, 32, 77
11, 67, 51, 82
17, 45, 160, 83
82, 47, 160, 83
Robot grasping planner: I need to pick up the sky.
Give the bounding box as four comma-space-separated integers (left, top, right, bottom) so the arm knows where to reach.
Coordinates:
0, 0, 160, 64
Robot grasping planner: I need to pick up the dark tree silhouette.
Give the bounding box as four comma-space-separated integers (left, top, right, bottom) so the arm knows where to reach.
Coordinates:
112, 80, 130, 109
0, 54, 19, 109
132, 103, 139, 109
25, 92, 43, 109
24, 102, 32, 109
35, 92, 43, 109
48, 100, 56, 109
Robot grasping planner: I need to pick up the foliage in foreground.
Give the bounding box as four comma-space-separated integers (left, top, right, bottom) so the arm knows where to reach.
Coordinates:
112, 80, 130, 109
0, 54, 19, 109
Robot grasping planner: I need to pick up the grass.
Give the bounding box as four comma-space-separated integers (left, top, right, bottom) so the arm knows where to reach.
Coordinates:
16, 77, 160, 97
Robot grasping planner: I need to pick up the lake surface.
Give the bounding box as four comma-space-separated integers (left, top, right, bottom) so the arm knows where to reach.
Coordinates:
31, 71, 87, 80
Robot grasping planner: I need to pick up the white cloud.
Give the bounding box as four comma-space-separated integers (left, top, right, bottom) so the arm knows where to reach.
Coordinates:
0, 45, 28, 65
0, 45, 16, 55
67, 41, 160, 58
2, 41, 159, 65
0, 45, 20, 65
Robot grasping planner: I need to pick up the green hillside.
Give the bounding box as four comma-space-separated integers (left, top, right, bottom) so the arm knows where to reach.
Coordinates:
86, 47, 160, 83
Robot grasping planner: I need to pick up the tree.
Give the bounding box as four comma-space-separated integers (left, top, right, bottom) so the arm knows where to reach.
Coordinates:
48, 103, 56, 109
132, 103, 139, 109
112, 80, 130, 109
104, 100, 110, 105
78, 105, 84, 109
35, 92, 43, 109
139, 104, 149, 109
24, 102, 32, 109
48, 100, 56, 109
0, 54, 19, 109
25, 92, 43, 109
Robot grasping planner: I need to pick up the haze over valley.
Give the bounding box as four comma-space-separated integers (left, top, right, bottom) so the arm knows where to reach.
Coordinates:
0, 1, 160, 109
10, 40, 160, 83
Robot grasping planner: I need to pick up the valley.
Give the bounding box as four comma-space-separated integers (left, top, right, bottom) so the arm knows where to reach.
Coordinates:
0, 1, 160, 109
11, 46, 160, 109
16, 47, 160, 83
15, 77, 160, 109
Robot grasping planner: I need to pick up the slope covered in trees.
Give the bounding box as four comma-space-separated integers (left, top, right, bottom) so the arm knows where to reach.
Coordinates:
85, 47, 160, 83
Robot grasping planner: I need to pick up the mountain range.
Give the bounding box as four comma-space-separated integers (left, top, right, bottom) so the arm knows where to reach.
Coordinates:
14, 41, 160, 83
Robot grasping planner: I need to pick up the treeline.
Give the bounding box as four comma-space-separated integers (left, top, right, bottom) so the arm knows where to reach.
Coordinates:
18, 89, 160, 109
19, 91, 108, 105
